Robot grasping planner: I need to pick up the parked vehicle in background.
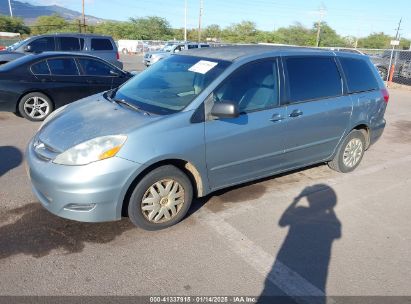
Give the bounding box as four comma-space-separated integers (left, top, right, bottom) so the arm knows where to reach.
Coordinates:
0, 33, 123, 69
143, 42, 210, 66
0, 52, 132, 121
329, 47, 365, 55
26, 46, 388, 230
0, 32, 21, 51
370, 50, 411, 80
118, 40, 150, 54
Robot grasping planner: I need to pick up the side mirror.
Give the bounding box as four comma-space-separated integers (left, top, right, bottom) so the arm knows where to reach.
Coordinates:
211, 101, 239, 119
23, 45, 33, 52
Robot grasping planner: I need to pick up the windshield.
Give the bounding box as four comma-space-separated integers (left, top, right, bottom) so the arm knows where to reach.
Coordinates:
113, 55, 230, 115
6, 38, 29, 51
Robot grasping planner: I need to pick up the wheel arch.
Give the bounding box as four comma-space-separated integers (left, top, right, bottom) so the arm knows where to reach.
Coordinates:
352, 123, 370, 149
121, 158, 206, 217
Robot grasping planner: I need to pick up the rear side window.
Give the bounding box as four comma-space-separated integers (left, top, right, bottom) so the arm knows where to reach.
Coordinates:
339, 57, 379, 93
47, 58, 79, 75
285, 56, 342, 102
78, 58, 113, 76
91, 38, 113, 51
58, 37, 80, 51
28, 37, 55, 52
31, 61, 50, 75
188, 45, 198, 49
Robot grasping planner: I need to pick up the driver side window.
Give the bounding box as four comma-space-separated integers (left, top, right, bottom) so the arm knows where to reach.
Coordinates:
28, 37, 55, 52
213, 59, 279, 113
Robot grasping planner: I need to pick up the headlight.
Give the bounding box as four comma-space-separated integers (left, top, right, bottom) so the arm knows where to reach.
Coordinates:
53, 135, 127, 166
39, 105, 68, 130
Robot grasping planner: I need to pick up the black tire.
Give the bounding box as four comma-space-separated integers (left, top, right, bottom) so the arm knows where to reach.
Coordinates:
377, 67, 387, 80
328, 130, 366, 173
18, 92, 53, 122
128, 165, 193, 230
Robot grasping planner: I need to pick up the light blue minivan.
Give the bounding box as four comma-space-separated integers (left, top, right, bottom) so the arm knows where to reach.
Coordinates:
26, 46, 388, 230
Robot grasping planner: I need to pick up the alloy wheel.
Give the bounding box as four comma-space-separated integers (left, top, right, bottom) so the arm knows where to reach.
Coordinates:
342, 138, 363, 168
24, 96, 50, 119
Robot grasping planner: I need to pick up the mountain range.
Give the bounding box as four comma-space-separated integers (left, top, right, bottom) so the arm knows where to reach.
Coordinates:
0, 0, 105, 24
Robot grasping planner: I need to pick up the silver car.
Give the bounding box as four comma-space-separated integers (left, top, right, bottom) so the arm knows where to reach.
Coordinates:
143, 42, 210, 66
26, 46, 388, 230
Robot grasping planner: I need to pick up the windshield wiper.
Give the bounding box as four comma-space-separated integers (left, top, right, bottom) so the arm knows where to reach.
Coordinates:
112, 98, 151, 116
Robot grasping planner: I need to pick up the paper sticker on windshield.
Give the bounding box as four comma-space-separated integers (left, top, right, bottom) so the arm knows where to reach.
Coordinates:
188, 60, 218, 74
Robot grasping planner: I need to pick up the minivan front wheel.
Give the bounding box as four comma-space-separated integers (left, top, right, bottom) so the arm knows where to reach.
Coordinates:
328, 130, 366, 173
128, 165, 193, 230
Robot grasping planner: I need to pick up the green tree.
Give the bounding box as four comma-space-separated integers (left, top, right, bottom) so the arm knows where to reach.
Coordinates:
222, 21, 258, 43
399, 38, 411, 50
31, 14, 78, 35
357, 32, 391, 49
204, 24, 222, 41
94, 21, 135, 39
128, 16, 173, 40
275, 23, 315, 46
315, 22, 346, 47
0, 15, 30, 35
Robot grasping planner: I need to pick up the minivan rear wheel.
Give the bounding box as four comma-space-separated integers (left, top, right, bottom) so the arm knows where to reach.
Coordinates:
328, 130, 366, 173
128, 165, 193, 230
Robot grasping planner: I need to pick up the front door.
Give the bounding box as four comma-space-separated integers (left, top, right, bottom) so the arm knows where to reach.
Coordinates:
205, 58, 287, 190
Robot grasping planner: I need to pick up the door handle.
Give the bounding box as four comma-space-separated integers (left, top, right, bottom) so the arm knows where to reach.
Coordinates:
289, 109, 303, 117
270, 113, 285, 122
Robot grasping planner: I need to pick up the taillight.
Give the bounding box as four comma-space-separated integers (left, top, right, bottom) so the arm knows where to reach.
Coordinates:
381, 88, 389, 103
116, 52, 120, 60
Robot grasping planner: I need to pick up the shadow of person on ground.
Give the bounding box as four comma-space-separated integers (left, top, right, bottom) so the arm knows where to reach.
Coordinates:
0, 146, 23, 177
259, 184, 341, 304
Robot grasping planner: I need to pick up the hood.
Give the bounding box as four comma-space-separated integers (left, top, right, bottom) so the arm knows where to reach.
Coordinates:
38, 93, 160, 152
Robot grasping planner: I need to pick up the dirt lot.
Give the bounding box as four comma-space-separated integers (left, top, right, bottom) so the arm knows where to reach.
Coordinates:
0, 88, 411, 302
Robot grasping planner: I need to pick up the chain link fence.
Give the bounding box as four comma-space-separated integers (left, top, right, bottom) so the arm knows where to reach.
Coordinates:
325, 47, 411, 86
357, 48, 411, 86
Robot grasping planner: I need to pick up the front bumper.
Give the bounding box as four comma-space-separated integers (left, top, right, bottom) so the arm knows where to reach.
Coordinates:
26, 138, 142, 222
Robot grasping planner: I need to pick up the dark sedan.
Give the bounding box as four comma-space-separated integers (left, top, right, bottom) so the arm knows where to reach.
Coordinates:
0, 52, 132, 121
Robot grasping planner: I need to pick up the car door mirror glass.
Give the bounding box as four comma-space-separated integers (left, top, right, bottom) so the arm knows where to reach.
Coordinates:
210, 101, 239, 119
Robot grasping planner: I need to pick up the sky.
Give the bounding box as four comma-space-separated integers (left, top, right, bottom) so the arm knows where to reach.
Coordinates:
27, 0, 411, 39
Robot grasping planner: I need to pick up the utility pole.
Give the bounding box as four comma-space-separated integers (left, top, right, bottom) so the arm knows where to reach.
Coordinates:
184, 0, 187, 42
8, 0, 13, 17
82, 0, 86, 33
198, 0, 203, 42
387, 18, 402, 82
315, 5, 326, 47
